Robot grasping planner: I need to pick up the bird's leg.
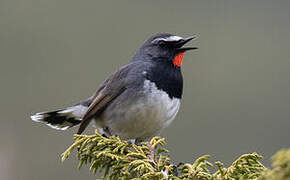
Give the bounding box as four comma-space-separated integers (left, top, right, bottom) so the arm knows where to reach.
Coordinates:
103, 127, 112, 137
98, 127, 112, 138
126, 138, 143, 146
134, 138, 143, 145
127, 139, 136, 144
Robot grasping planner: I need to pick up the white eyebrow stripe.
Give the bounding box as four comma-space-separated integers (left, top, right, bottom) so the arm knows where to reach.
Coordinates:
152, 35, 183, 43
165, 35, 183, 41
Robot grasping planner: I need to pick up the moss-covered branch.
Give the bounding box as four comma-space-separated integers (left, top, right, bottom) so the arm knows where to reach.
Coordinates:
61, 130, 290, 180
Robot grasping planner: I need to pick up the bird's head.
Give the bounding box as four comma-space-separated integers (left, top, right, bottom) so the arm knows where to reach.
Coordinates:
133, 33, 198, 67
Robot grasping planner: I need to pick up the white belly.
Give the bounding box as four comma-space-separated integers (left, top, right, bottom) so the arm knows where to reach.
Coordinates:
102, 80, 181, 140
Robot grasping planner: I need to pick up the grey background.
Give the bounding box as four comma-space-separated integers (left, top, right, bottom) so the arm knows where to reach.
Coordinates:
1, 0, 290, 179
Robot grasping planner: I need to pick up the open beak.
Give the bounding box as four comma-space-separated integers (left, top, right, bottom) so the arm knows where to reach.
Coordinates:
176, 35, 198, 52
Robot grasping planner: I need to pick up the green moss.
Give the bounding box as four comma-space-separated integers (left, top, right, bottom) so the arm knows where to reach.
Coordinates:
61, 130, 290, 180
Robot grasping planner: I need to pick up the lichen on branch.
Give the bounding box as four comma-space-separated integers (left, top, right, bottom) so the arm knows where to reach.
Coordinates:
61, 130, 290, 180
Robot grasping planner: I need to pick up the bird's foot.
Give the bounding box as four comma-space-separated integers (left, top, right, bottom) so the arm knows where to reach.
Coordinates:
126, 139, 142, 146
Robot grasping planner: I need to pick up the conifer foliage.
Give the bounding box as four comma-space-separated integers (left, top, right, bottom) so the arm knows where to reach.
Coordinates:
62, 130, 290, 180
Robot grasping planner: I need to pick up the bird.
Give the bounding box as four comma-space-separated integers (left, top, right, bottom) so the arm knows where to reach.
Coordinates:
31, 33, 197, 142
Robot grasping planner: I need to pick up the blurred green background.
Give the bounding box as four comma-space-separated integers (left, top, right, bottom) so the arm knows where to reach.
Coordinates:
1, 0, 290, 179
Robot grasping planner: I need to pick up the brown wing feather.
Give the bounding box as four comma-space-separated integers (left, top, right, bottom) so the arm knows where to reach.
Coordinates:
77, 88, 126, 134
82, 94, 107, 120
77, 94, 106, 134
77, 86, 127, 134
76, 62, 139, 134
77, 79, 126, 134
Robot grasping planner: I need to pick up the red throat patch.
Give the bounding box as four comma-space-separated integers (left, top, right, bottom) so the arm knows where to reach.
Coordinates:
173, 52, 185, 67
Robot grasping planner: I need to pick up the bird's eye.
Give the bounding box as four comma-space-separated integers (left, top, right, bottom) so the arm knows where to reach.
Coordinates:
157, 40, 166, 45
152, 38, 166, 45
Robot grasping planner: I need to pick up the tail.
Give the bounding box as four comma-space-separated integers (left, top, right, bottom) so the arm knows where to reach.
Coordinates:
30, 104, 88, 130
